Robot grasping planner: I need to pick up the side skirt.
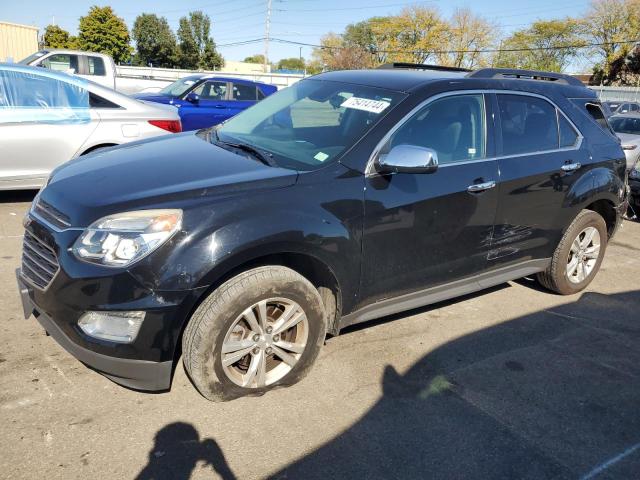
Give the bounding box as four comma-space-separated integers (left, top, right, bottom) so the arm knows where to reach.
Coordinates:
339, 259, 551, 330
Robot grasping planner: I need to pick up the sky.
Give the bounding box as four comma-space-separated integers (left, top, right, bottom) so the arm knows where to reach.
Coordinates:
0, 0, 595, 70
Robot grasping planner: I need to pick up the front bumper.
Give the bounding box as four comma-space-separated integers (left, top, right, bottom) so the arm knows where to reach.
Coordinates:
17, 269, 173, 391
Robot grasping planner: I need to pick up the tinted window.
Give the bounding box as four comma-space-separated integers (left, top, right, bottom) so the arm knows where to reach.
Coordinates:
257, 87, 266, 100
558, 113, 579, 148
631, 104, 639, 112
193, 80, 227, 100
87, 56, 106, 76
89, 92, 119, 108
387, 94, 486, 164
42, 54, 79, 73
585, 103, 610, 131
610, 116, 640, 134
498, 94, 558, 155
232, 83, 258, 101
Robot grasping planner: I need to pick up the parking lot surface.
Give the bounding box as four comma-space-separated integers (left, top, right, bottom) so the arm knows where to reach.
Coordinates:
1, 191, 639, 479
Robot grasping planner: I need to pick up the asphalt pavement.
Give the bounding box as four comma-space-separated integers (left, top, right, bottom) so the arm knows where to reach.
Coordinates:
1, 190, 639, 479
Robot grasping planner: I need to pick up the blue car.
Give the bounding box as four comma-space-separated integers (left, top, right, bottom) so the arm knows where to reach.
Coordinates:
134, 75, 277, 131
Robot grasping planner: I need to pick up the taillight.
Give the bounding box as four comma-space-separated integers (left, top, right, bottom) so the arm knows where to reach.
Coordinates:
148, 119, 182, 133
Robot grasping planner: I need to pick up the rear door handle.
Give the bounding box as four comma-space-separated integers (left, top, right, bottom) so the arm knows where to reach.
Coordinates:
467, 180, 496, 193
561, 162, 581, 172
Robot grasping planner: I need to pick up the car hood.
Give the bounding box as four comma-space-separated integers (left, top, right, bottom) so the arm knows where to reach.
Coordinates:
616, 132, 640, 145
41, 132, 298, 227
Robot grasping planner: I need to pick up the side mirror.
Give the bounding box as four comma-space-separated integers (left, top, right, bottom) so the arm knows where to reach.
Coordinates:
186, 92, 200, 104
377, 144, 439, 174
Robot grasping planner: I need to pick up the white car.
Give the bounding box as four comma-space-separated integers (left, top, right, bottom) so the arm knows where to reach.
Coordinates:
0, 64, 181, 190
609, 113, 640, 171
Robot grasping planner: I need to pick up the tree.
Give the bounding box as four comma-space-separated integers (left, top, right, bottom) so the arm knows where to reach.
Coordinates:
77, 6, 132, 63
132, 14, 177, 68
312, 33, 374, 71
440, 8, 496, 69
42, 25, 77, 49
244, 54, 266, 64
276, 57, 305, 71
177, 11, 223, 70
494, 19, 582, 72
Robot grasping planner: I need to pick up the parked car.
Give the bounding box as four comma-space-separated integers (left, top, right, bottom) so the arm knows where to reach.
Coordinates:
629, 164, 640, 216
17, 66, 627, 401
0, 64, 181, 189
133, 75, 277, 131
19, 50, 117, 89
602, 101, 622, 116
609, 113, 640, 170
614, 101, 640, 114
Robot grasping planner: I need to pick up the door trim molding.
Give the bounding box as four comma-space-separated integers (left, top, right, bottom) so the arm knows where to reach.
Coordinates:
339, 258, 550, 329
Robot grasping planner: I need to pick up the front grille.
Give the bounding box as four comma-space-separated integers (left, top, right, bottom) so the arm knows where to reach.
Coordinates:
33, 198, 71, 229
21, 230, 60, 290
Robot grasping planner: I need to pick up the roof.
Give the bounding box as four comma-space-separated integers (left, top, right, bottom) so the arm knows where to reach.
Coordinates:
310, 69, 466, 92
31, 49, 112, 58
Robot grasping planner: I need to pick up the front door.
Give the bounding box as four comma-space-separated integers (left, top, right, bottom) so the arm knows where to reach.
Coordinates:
360, 93, 499, 306
179, 80, 230, 130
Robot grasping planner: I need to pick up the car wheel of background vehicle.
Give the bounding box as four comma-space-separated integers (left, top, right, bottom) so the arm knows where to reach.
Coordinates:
537, 209, 607, 295
182, 266, 327, 402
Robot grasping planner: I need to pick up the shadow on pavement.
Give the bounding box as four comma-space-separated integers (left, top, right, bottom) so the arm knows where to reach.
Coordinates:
0, 190, 38, 204
271, 289, 640, 479
135, 422, 236, 480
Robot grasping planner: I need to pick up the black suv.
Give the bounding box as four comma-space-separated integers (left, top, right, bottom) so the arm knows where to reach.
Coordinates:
17, 66, 627, 401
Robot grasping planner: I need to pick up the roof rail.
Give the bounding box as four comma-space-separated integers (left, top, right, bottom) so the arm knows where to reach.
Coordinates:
377, 62, 471, 73
467, 68, 584, 86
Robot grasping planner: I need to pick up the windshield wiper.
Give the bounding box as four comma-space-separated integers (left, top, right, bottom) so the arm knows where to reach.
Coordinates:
210, 129, 277, 167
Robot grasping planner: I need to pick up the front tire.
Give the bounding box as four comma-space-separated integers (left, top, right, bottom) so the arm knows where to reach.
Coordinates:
537, 210, 607, 295
182, 266, 327, 401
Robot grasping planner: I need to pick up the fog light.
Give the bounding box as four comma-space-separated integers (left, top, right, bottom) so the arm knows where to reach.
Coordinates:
78, 311, 145, 343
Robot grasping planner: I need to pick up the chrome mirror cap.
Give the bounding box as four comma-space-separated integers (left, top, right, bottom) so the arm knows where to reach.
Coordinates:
377, 144, 439, 174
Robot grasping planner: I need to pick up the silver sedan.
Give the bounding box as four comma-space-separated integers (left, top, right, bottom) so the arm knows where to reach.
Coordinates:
0, 64, 181, 190
609, 113, 640, 171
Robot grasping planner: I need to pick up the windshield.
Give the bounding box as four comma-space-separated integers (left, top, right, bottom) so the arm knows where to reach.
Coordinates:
18, 51, 48, 65
159, 76, 203, 96
216, 79, 405, 171
610, 116, 640, 135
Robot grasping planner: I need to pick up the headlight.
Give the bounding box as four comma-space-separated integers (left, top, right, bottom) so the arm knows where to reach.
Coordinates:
72, 209, 182, 267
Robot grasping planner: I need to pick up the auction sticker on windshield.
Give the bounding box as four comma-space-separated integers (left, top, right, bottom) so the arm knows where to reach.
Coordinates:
341, 97, 390, 114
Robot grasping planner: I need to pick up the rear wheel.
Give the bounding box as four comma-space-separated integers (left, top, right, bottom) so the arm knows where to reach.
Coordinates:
182, 266, 326, 401
537, 210, 607, 295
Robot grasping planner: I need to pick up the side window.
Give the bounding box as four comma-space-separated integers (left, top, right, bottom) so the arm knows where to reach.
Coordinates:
498, 94, 558, 155
232, 83, 258, 101
386, 94, 486, 164
89, 92, 120, 108
257, 87, 266, 100
87, 56, 106, 76
193, 81, 227, 100
585, 103, 611, 132
41, 54, 79, 74
558, 112, 579, 148
631, 104, 639, 112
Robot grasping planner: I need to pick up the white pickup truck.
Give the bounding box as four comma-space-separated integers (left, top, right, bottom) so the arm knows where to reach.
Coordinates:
20, 49, 117, 89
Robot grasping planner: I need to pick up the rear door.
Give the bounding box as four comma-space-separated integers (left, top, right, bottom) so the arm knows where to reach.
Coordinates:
227, 81, 259, 119
0, 69, 98, 188
489, 92, 588, 269
360, 92, 500, 306
178, 79, 229, 130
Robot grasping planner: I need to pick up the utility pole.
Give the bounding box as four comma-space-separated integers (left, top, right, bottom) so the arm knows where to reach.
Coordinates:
264, 0, 272, 73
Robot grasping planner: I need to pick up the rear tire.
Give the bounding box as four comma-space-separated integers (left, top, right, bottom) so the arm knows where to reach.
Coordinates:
537, 210, 607, 295
182, 266, 326, 402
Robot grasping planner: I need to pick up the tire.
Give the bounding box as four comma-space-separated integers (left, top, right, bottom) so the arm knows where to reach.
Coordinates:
537, 209, 607, 295
182, 266, 327, 402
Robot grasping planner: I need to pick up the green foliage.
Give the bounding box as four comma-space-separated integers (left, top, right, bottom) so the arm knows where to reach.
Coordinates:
77, 6, 133, 63
42, 25, 77, 49
244, 54, 266, 64
276, 57, 305, 71
132, 14, 177, 68
177, 11, 223, 70
494, 19, 582, 72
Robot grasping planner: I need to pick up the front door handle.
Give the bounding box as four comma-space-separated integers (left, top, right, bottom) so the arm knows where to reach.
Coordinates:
467, 180, 496, 193
561, 162, 581, 172
213, 105, 226, 109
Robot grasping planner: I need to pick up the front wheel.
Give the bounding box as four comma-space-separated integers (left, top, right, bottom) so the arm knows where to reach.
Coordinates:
537, 210, 607, 295
182, 266, 327, 401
